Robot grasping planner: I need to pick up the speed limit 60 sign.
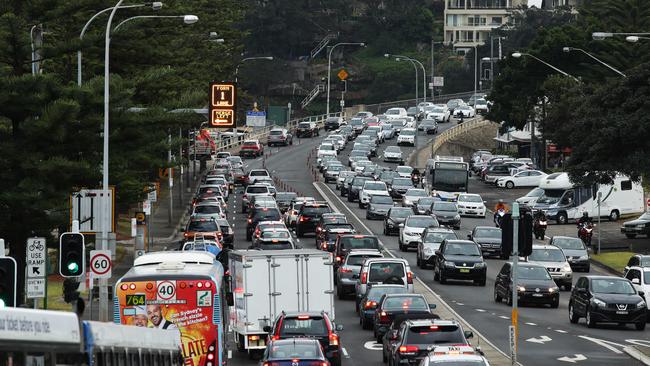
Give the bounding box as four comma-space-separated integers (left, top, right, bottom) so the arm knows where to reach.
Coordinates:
90, 250, 112, 279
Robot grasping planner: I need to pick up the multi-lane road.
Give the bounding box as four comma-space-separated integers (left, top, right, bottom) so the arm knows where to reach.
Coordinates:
225, 121, 648, 366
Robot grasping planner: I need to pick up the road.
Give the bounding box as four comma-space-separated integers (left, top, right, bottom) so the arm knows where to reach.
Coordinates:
225, 122, 648, 366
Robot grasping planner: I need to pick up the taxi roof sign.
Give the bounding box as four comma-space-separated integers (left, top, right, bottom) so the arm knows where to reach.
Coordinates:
209, 82, 237, 128
337, 69, 349, 81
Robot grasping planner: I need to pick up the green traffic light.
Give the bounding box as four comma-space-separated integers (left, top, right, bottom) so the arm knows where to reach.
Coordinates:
0, 299, 5, 308
67, 262, 79, 273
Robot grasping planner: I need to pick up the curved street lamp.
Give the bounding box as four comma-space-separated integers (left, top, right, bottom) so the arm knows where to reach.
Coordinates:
326, 42, 365, 115
235, 56, 274, 82
562, 47, 626, 77
511, 52, 580, 83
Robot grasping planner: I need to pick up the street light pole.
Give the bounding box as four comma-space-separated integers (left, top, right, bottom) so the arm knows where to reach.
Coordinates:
511, 52, 580, 83
326, 42, 365, 115
562, 47, 626, 77
385, 54, 427, 105
235, 56, 274, 83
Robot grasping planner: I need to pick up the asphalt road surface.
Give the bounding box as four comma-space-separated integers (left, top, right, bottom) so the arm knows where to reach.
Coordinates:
225, 122, 648, 366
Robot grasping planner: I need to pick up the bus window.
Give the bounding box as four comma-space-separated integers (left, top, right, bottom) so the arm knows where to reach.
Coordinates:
577, 187, 592, 206
621, 180, 632, 191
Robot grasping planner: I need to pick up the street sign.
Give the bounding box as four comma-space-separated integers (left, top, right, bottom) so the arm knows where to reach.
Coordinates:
433, 76, 444, 87
509, 325, 517, 364
26, 237, 46, 279
143, 200, 151, 215
647, 198, 650, 208
246, 111, 267, 127
147, 185, 157, 202
135, 211, 146, 225
337, 69, 349, 81
90, 250, 112, 279
26, 278, 45, 299
70, 188, 114, 233
209, 82, 237, 128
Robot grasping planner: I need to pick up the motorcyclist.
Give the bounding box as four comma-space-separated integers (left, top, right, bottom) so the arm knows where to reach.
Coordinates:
494, 199, 509, 213
411, 168, 422, 186
534, 209, 547, 221
577, 212, 592, 227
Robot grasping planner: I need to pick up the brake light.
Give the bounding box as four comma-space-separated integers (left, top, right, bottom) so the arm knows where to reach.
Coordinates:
407, 272, 413, 284
364, 300, 377, 309
329, 333, 339, 346
184, 232, 190, 237
248, 218, 252, 224
297, 315, 311, 320
339, 268, 352, 273
353, 235, 364, 238
243, 194, 248, 200
429, 325, 439, 330
361, 272, 367, 284
322, 243, 329, 250
379, 311, 389, 323
398, 346, 419, 354
335, 256, 342, 263
248, 335, 260, 341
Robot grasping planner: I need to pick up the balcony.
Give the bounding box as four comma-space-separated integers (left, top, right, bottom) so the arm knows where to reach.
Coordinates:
467, 0, 511, 9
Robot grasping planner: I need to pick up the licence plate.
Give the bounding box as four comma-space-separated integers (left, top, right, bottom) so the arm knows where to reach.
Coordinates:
532, 294, 543, 297
467, 211, 476, 214
616, 311, 628, 315
459, 269, 470, 273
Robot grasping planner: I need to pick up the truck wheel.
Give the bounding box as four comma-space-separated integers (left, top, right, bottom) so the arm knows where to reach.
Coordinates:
556, 212, 568, 225
609, 210, 620, 221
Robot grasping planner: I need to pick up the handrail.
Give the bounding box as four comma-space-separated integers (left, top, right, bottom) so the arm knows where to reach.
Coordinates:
429, 117, 494, 156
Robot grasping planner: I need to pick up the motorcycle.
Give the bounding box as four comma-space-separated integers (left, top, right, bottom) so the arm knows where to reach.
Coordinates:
533, 216, 548, 239
494, 208, 506, 228
578, 222, 594, 246
411, 173, 421, 187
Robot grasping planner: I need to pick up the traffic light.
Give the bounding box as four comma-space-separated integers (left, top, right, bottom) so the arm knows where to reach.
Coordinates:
500, 210, 534, 257
63, 278, 80, 304
59, 232, 85, 277
0, 257, 17, 307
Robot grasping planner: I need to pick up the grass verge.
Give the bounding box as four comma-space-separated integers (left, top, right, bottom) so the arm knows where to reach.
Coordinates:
591, 251, 635, 273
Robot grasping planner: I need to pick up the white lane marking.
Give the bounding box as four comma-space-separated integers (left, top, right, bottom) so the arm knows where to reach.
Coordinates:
557, 354, 587, 363
228, 350, 232, 359
555, 329, 568, 334
625, 339, 650, 348
342, 348, 350, 358
363, 341, 383, 351
456, 302, 465, 306
526, 335, 552, 344
525, 322, 537, 326
578, 335, 625, 354
498, 315, 510, 320
475, 309, 486, 312
312, 181, 515, 362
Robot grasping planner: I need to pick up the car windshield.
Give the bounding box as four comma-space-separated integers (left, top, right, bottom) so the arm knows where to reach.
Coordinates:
407, 216, 437, 228
418, 198, 436, 206
638, 212, 650, 220
247, 186, 269, 194
365, 182, 386, 190
267, 342, 321, 359
459, 195, 483, 203
445, 243, 481, 256
351, 119, 363, 126
187, 220, 218, 232
353, 177, 372, 186
431, 107, 445, 113
382, 296, 428, 310
433, 202, 457, 211
536, 189, 564, 204
475, 228, 501, 239
517, 265, 552, 280
406, 189, 427, 197
194, 205, 221, 214
400, 129, 416, 136
254, 209, 281, 220
371, 196, 394, 204
591, 279, 636, 295
405, 325, 465, 344
280, 317, 328, 336
424, 232, 457, 243
386, 109, 400, 115
397, 166, 413, 174
552, 238, 585, 250
320, 144, 334, 151
340, 236, 379, 250
529, 248, 566, 262
392, 178, 413, 186
351, 150, 367, 157
390, 208, 413, 218
347, 254, 382, 266
385, 146, 401, 152
301, 206, 331, 217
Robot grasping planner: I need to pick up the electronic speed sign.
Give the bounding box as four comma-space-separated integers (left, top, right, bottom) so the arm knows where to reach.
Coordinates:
209, 82, 237, 128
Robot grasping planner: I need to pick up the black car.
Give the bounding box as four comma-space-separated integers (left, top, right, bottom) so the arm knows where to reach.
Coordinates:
275, 192, 298, 213
325, 117, 343, 131
315, 213, 348, 236
379, 313, 439, 362
384, 319, 472, 366
296, 122, 319, 138
246, 207, 282, 240
626, 254, 650, 269
494, 262, 559, 308
569, 276, 646, 330
389, 178, 415, 199
468, 226, 505, 259
413, 197, 437, 215
215, 218, 234, 248
266, 311, 344, 366
429, 201, 461, 230
358, 284, 410, 329
347, 176, 373, 202
384, 207, 413, 236
318, 224, 356, 252
373, 294, 436, 343
334, 234, 380, 266
621, 212, 650, 239
296, 202, 333, 237
260, 339, 328, 366
340, 175, 355, 197
367, 195, 395, 219
433, 239, 486, 286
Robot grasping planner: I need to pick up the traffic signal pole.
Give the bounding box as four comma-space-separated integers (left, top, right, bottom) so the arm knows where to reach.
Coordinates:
511, 202, 520, 365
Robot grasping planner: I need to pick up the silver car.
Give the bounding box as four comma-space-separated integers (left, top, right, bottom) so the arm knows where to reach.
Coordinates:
268, 128, 293, 146
549, 236, 590, 272
336, 250, 383, 298
527, 244, 573, 290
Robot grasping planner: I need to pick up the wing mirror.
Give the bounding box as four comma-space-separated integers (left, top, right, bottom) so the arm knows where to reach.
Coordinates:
464, 331, 474, 339
428, 303, 437, 310
336, 324, 344, 331
632, 278, 640, 285
263, 325, 272, 333
399, 223, 404, 228
389, 330, 399, 340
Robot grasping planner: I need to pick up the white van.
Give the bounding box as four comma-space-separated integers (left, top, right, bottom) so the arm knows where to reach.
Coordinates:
533, 172, 645, 224
385, 107, 408, 120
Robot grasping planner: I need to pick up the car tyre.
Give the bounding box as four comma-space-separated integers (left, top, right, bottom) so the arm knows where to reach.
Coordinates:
568, 303, 579, 323
506, 291, 513, 306
494, 288, 502, 303
361, 317, 371, 330
635, 322, 646, 331
557, 212, 568, 225
564, 283, 572, 291
416, 255, 423, 268
609, 210, 620, 221
505, 181, 515, 189
551, 297, 559, 308
439, 271, 447, 284
586, 308, 597, 328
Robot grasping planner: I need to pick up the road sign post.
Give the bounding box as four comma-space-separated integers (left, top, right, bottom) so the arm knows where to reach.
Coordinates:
511, 202, 520, 364
509, 325, 516, 365
26, 237, 47, 304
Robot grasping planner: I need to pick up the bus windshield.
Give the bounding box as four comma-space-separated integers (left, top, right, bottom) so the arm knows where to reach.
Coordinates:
432, 169, 468, 192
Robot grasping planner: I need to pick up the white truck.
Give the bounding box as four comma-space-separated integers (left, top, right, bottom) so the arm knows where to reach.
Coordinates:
228, 249, 335, 353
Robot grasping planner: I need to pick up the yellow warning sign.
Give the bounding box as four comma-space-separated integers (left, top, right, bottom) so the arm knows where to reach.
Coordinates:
337, 69, 349, 81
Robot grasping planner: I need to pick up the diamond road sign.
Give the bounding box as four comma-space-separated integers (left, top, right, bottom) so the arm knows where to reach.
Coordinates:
337, 69, 349, 81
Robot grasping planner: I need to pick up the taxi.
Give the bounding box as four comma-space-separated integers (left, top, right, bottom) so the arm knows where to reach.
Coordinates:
423, 345, 490, 366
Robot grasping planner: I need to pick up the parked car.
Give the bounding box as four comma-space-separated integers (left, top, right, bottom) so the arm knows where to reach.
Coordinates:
621, 212, 650, 239
433, 239, 486, 286
549, 236, 590, 272
527, 244, 573, 290
494, 262, 559, 307
497, 170, 547, 188
568, 276, 646, 330
240, 139, 264, 158
267, 128, 293, 146
417, 228, 458, 269
296, 121, 319, 137
468, 226, 505, 259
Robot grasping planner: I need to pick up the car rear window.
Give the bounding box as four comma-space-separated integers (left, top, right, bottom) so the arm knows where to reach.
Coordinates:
187, 221, 218, 232
243, 141, 258, 146
269, 130, 284, 135
405, 325, 465, 344
301, 206, 332, 217
367, 287, 409, 301
194, 205, 221, 214
250, 171, 269, 176
368, 262, 405, 282
382, 296, 427, 310
280, 317, 328, 336
267, 342, 321, 359
254, 209, 281, 220
298, 122, 311, 128
340, 236, 379, 250
247, 186, 269, 194
346, 254, 382, 266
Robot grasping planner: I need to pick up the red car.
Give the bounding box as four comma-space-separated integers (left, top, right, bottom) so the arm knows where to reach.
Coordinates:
240, 140, 264, 158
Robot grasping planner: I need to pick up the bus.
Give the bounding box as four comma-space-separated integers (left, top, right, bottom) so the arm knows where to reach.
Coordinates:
427, 157, 470, 196
0, 307, 182, 366
115, 251, 226, 366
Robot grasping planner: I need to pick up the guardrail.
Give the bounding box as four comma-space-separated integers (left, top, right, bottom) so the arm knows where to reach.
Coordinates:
430, 117, 494, 155
362, 91, 477, 115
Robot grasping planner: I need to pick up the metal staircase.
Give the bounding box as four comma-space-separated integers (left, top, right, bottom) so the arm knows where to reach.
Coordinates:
301, 84, 325, 109
310, 33, 337, 59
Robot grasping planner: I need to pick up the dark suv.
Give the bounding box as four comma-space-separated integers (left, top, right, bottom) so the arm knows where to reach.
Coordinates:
297, 122, 319, 138
334, 234, 380, 265
325, 117, 343, 131
433, 239, 486, 286
265, 311, 343, 366
347, 176, 373, 202
295, 202, 333, 237
373, 294, 435, 343
494, 262, 559, 308
246, 207, 282, 240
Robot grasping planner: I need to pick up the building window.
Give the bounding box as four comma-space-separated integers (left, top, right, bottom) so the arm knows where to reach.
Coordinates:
491, 16, 502, 25
448, 0, 465, 8
447, 15, 459, 26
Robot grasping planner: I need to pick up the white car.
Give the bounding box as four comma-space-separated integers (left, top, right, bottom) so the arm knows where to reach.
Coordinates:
397, 128, 416, 146
359, 181, 390, 208
396, 165, 413, 178
516, 187, 545, 207
316, 143, 337, 163
402, 188, 428, 207
454, 105, 476, 118
385, 107, 408, 120
474, 98, 489, 114
625, 266, 650, 299
383, 146, 404, 164
426, 105, 451, 123
399, 215, 439, 251
497, 170, 548, 188
456, 193, 486, 217
366, 125, 384, 143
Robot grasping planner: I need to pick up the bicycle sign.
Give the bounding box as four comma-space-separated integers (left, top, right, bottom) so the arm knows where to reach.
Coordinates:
26, 237, 47, 279
90, 250, 112, 279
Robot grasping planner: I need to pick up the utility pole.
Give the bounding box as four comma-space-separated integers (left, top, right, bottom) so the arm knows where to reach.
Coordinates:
178, 127, 183, 205
168, 131, 173, 227
511, 202, 520, 365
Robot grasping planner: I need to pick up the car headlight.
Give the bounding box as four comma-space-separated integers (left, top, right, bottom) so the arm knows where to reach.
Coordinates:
444, 261, 455, 268
579, 255, 589, 260
518, 286, 526, 292
636, 300, 646, 308
404, 199, 412, 205
562, 263, 572, 272
549, 287, 559, 293
454, 215, 461, 220
592, 298, 606, 307
475, 262, 486, 268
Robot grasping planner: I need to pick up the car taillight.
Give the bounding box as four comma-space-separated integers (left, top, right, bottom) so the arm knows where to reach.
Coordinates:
243, 194, 248, 200
361, 272, 367, 284
329, 333, 339, 346
299, 216, 305, 222
379, 311, 389, 323
248, 218, 252, 224
364, 300, 377, 309
309, 362, 328, 366
322, 243, 329, 250
398, 345, 419, 354
339, 268, 352, 273
184, 232, 190, 237
407, 272, 413, 284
